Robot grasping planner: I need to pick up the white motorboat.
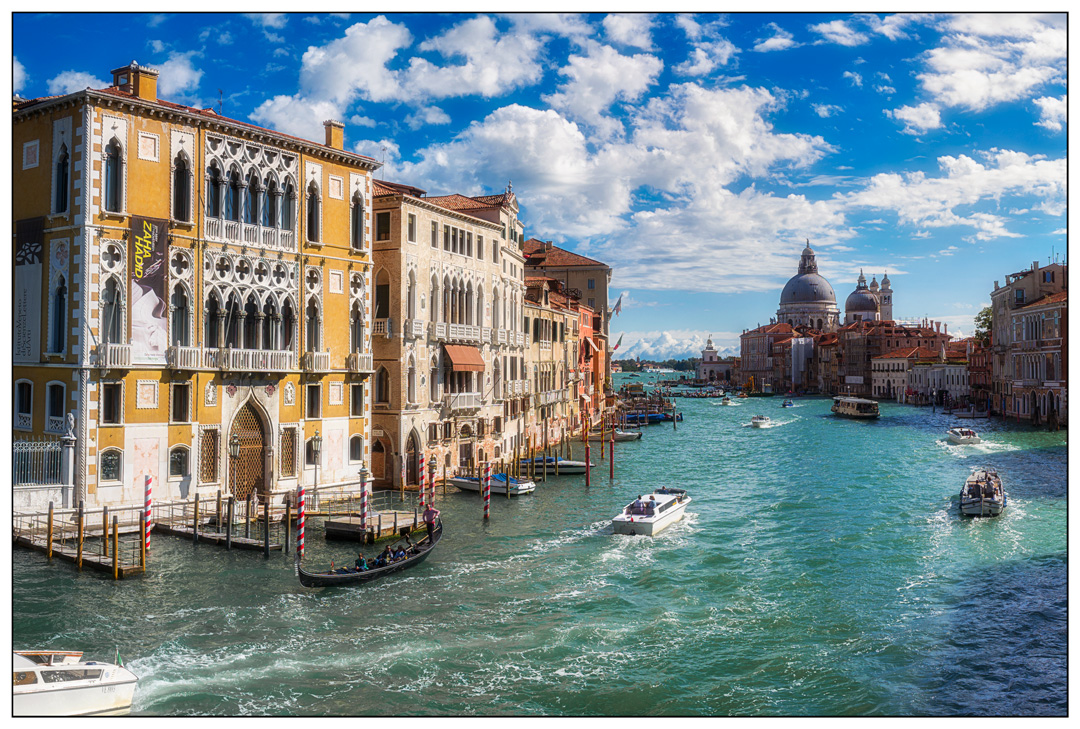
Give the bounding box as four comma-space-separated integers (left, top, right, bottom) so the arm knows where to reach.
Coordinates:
831, 396, 880, 419
448, 473, 536, 495
751, 415, 770, 428
519, 457, 592, 475
13, 650, 138, 716
612, 488, 692, 536
720, 397, 734, 405
781, 399, 794, 408
588, 428, 643, 442
960, 468, 1006, 517
947, 427, 982, 445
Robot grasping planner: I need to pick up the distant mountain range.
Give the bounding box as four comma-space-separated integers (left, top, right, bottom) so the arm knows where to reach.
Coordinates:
614, 330, 738, 362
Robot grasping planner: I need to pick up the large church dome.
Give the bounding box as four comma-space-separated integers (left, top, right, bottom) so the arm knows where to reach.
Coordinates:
780, 243, 836, 305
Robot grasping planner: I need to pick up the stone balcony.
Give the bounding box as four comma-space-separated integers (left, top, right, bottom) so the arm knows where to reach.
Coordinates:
166, 345, 203, 370
95, 342, 132, 369
302, 351, 332, 373
347, 352, 374, 373
404, 319, 426, 339
443, 391, 482, 412
204, 216, 296, 252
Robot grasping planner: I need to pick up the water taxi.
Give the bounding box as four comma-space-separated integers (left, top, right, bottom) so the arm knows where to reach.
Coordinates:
831, 396, 880, 419
612, 488, 692, 536
448, 473, 536, 495
737, 392, 749, 399
947, 427, 982, 445
781, 399, 794, 407
751, 415, 770, 428
13, 650, 139, 716
960, 469, 1006, 517
720, 396, 734, 405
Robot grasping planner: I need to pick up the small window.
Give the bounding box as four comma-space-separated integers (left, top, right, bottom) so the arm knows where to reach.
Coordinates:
428, 423, 439, 442
351, 383, 365, 417
588, 279, 595, 289
55, 144, 70, 214
444, 226, 450, 251
431, 221, 438, 248
407, 213, 417, 242
477, 235, 484, 259
169, 447, 189, 478
173, 156, 191, 222
349, 435, 364, 462
100, 449, 122, 482
104, 140, 123, 213
199, 428, 219, 483
1015, 290, 1025, 305
171, 383, 190, 422
351, 193, 365, 249
15, 381, 33, 429
280, 427, 297, 478
376, 212, 391, 241
1044, 271, 1054, 283
306, 384, 321, 419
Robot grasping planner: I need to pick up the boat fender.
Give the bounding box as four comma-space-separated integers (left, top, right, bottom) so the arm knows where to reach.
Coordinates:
629, 530, 636, 536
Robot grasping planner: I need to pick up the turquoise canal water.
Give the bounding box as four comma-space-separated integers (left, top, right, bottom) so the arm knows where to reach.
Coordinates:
13, 377, 1067, 716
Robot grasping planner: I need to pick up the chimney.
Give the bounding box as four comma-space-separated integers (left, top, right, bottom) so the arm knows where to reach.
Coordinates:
324, 120, 345, 150
111, 61, 159, 102
545, 241, 553, 251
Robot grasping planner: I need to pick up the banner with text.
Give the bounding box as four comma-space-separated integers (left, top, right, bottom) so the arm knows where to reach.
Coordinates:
14, 218, 44, 362
130, 216, 168, 364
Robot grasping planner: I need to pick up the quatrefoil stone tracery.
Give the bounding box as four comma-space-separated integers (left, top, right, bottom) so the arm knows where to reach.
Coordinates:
170, 252, 191, 279
235, 258, 252, 283
350, 274, 364, 297
215, 257, 232, 280
254, 262, 270, 284
305, 268, 321, 293
101, 244, 122, 271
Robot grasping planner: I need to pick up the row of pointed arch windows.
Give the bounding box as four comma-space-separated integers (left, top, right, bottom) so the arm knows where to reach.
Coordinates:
206, 163, 296, 230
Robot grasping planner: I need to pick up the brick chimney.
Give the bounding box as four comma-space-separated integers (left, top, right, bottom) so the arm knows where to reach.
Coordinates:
324, 120, 344, 150
111, 61, 159, 102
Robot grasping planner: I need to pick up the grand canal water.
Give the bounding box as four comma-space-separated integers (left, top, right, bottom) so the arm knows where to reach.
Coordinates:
13, 375, 1067, 716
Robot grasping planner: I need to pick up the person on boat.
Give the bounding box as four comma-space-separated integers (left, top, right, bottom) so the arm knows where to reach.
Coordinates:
376, 546, 392, 567
631, 496, 645, 514
423, 504, 441, 541
646, 495, 657, 514
394, 546, 407, 561
354, 554, 368, 572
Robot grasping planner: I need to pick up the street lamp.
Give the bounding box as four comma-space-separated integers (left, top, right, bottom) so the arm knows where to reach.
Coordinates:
228, 432, 241, 518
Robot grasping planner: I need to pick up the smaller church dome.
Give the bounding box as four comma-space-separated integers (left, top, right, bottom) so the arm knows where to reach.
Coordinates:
846, 289, 880, 312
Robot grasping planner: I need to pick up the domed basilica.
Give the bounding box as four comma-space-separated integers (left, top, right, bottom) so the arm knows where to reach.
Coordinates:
775, 242, 894, 332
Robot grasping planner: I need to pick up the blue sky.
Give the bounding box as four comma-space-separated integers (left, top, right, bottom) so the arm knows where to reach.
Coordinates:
13, 12, 1067, 360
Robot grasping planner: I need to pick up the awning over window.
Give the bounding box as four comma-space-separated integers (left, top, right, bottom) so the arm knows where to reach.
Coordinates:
443, 344, 485, 372
581, 336, 597, 352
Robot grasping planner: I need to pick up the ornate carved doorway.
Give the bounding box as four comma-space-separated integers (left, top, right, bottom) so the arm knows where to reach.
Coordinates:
229, 402, 266, 500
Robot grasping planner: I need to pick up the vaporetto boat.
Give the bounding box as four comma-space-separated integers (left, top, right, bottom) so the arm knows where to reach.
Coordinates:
612, 488, 692, 536
831, 396, 880, 419
448, 474, 536, 495
13, 650, 139, 716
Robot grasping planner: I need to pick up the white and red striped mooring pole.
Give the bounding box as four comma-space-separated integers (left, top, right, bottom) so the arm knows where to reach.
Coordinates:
144, 474, 153, 552
483, 461, 491, 520
297, 483, 306, 561
418, 454, 427, 510
360, 486, 369, 529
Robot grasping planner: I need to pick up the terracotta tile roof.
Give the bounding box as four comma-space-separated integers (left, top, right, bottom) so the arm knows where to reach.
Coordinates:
17, 85, 378, 164
1019, 291, 1067, 308
523, 238, 608, 268
745, 322, 795, 335
424, 193, 506, 212
873, 346, 938, 359
373, 179, 427, 198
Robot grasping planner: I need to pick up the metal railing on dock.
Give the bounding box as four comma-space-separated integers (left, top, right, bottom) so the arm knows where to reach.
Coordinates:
13, 502, 146, 579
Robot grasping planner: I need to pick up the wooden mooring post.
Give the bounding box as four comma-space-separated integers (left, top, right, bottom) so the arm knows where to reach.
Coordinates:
193, 493, 200, 544
76, 501, 84, 571
284, 498, 291, 554
263, 500, 270, 559
216, 490, 222, 527
102, 506, 109, 558
245, 494, 253, 539
226, 497, 234, 550
112, 516, 119, 581
47, 502, 54, 561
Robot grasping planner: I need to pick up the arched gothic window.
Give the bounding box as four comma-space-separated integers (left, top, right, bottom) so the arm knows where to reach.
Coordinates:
281, 299, 296, 351
263, 177, 278, 228
350, 302, 365, 354
282, 182, 295, 230
225, 170, 241, 221
207, 165, 223, 218
171, 284, 190, 347
101, 278, 122, 344
351, 192, 364, 249
51, 275, 67, 353
205, 294, 221, 347
244, 171, 260, 224
375, 367, 390, 404
305, 298, 321, 352
55, 144, 69, 213
306, 181, 320, 242
104, 140, 123, 212
173, 155, 191, 222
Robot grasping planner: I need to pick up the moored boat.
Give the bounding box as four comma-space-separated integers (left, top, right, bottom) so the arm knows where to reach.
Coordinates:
737, 392, 749, 399
448, 473, 536, 495
298, 521, 443, 587
947, 427, 982, 445
13, 650, 139, 716
960, 469, 1006, 517
518, 456, 592, 474
587, 428, 643, 442
612, 488, 692, 536
831, 396, 880, 419
751, 415, 770, 428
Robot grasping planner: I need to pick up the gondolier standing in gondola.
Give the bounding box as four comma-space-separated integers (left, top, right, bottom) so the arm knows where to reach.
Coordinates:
423, 504, 440, 543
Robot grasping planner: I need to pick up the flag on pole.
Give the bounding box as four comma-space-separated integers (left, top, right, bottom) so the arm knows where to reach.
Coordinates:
611, 294, 623, 317
612, 333, 624, 351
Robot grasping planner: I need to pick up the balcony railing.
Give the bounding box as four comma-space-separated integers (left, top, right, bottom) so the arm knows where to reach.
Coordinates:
405, 319, 425, 339
166, 345, 202, 370
15, 413, 32, 429
96, 342, 132, 369
46, 416, 66, 434
430, 321, 448, 340
205, 216, 297, 252
482, 327, 492, 343
303, 351, 331, 373
443, 392, 482, 411
220, 348, 293, 372
448, 323, 481, 343
514, 332, 526, 347
495, 329, 509, 345
373, 319, 390, 337
347, 352, 374, 373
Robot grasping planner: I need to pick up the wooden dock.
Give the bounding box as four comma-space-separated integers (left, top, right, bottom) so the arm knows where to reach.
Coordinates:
152, 521, 283, 551
324, 510, 427, 543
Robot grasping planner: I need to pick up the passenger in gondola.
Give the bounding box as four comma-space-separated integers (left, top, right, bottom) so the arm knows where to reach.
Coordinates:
394, 546, 407, 561
354, 554, 368, 572
377, 546, 392, 567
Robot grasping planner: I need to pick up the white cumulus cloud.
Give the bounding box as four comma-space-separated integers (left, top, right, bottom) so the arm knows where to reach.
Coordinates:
47, 70, 106, 95
14, 57, 26, 94
157, 51, 203, 102
603, 13, 655, 50
886, 102, 942, 134
754, 22, 797, 52
809, 19, 869, 46
1033, 95, 1066, 131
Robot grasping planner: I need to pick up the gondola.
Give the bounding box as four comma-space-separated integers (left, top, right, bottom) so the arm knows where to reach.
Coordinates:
297, 520, 443, 588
